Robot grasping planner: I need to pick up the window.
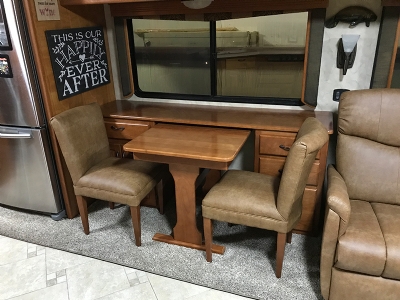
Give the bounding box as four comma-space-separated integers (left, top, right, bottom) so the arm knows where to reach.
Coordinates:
127, 12, 308, 105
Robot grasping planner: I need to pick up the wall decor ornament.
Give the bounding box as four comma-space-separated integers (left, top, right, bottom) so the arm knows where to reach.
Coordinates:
45, 26, 110, 100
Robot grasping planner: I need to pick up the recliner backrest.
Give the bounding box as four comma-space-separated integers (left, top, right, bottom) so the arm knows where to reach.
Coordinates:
336, 88, 400, 205
277, 117, 329, 220
50, 103, 110, 185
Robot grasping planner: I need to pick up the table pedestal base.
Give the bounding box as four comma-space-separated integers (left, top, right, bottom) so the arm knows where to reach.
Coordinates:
153, 233, 225, 254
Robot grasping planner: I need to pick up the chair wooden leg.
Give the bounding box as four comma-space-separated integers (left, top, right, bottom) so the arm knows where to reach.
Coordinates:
130, 206, 141, 246
109, 202, 115, 210
286, 231, 292, 244
276, 232, 287, 278
156, 179, 164, 215
203, 217, 213, 262
76, 195, 89, 235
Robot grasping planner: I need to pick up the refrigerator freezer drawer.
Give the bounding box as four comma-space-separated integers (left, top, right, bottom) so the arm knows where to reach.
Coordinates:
0, 126, 62, 214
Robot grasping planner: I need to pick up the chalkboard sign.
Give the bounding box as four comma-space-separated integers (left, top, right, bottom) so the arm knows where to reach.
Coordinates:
45, 26, 110, 100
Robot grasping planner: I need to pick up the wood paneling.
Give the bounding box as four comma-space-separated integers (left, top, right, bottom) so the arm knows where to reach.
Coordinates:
107, 0, 328, 17
61, 0, 171, 4
23, 0, 115, 218
382, 0, 400, 6
59, 0, 328, 11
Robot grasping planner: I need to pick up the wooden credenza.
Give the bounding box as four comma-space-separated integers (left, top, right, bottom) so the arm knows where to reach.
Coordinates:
101, 100, 333, 235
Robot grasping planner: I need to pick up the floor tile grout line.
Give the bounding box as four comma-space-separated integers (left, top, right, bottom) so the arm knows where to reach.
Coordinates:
65, 266, 71, 300
147, 273, 160, 300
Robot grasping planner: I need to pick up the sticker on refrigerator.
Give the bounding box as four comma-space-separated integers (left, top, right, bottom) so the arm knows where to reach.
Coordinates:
0, 54, 12, 78
45, 26, 110, 100
0, 0, 12, 50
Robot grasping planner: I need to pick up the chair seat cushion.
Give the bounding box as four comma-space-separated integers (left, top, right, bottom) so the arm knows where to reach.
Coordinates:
336, 200, 400, 280
74, 157, 166, 206
202, 170, 292, 232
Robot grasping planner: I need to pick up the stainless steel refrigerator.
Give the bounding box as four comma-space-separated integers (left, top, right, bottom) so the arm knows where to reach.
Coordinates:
0, 0, 65, 219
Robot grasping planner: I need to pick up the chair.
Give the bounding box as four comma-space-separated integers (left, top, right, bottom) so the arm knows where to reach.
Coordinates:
50, 103, 167, 246
202, 117, 329, 278
320, 89, 400, 300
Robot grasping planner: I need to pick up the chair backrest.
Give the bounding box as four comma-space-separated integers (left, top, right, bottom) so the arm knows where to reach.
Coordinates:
50, 103, 110, 185
277, 117, 329, 220
336, 88, 400, 205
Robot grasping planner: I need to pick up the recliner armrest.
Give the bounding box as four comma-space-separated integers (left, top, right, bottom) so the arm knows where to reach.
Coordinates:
320, 165, 351, 299
327, 165, 351, 237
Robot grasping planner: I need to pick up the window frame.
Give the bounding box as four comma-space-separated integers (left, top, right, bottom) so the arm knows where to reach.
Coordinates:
113, 8, 325, 108
127, 18, 306, 106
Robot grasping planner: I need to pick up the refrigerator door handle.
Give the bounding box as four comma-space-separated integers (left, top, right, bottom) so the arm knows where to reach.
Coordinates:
0, 132, 32, 139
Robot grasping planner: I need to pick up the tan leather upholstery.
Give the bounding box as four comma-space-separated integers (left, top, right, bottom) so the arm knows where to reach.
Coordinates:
74, 157, 163, 206
320, 88, 400, 299
50, 103, 167, 246
202, 117, 328, 278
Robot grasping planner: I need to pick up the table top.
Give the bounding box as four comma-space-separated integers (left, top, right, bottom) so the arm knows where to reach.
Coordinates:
123, 123, 251, 169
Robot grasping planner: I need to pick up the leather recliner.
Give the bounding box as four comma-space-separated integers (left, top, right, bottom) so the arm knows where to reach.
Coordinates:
320, 89, 400, 299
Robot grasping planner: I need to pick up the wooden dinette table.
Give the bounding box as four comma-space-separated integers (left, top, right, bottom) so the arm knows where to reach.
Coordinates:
123, 123, 251, 253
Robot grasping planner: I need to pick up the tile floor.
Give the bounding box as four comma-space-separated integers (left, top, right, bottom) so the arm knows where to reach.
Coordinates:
0, 234, 252, 300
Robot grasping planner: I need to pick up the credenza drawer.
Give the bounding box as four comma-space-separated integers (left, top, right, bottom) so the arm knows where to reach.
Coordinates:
259, 131, 296, 156
259, 131, 320, 159
259, 156, 320, 186
104, 118, 154, 140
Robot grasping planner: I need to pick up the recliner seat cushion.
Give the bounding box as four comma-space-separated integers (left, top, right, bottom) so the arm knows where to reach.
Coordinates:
74, 157, 166, 206
372, 202, 400, 280
335, 200, 400, 280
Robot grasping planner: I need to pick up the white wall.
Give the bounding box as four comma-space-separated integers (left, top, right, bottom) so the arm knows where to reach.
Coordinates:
105, 1, 383, 114
317, 0, 382, 113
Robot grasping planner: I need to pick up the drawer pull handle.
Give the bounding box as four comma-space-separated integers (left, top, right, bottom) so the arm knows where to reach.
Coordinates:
111, 125, 125, 131
279, 145, 290, 151
122, 151, 131, 158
